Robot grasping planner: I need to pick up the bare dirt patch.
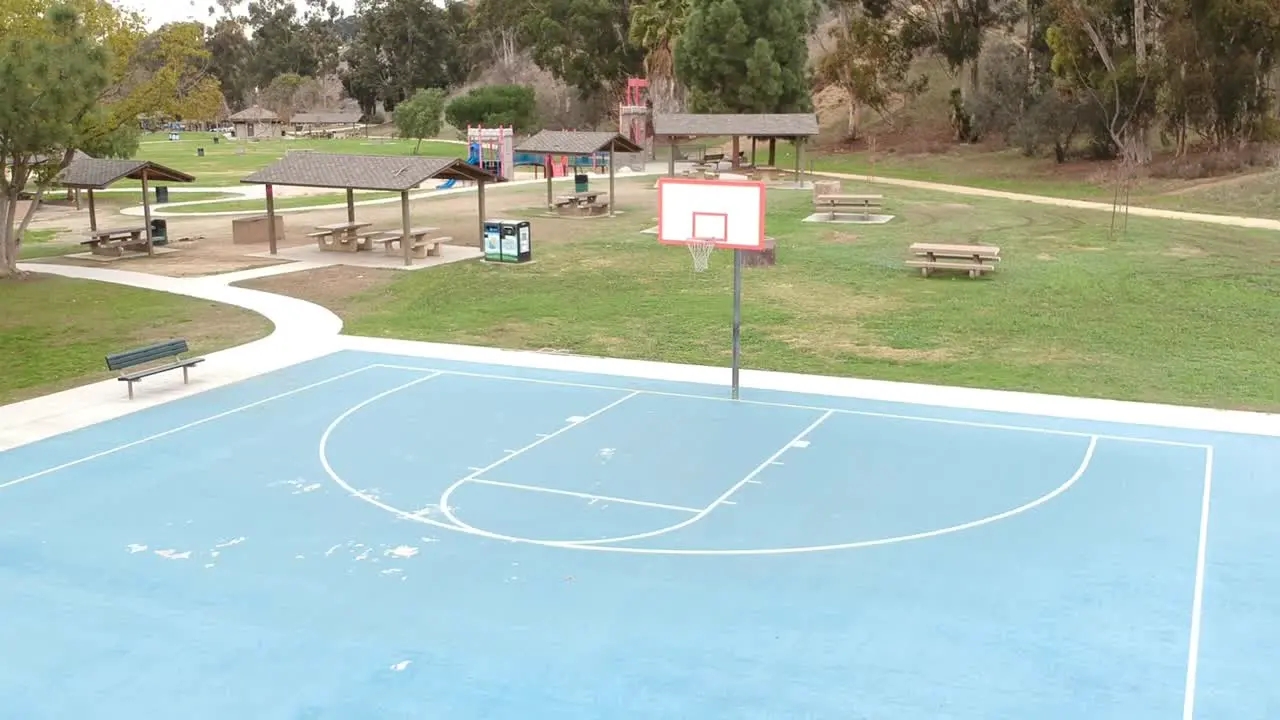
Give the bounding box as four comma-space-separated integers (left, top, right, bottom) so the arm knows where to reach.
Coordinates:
238, 265, 398, 312
1164, 245, 1207, 258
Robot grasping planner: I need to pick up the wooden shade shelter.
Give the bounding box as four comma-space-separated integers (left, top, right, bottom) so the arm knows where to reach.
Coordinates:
652, 113, 820, 178
512, 131, 644, 216
57, 155, 197, 256
240, 152, 500, 266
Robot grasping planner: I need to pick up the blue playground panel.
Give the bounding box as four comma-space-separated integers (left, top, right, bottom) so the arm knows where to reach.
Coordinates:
1, 350, 1276, 719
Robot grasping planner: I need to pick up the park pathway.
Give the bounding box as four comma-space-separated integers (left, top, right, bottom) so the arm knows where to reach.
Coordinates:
809, 170, 1280, 232
0, 262, 341, 451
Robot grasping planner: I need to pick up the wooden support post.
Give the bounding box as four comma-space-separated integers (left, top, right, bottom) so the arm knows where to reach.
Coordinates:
401, 190, 412, 267
731, 136, 741, 169
87, 189, 97, 232
608, 147, 616, 217
668, 138, 676, 177
545, 155, 553, 208
140, 170, 153, 256
477, 180, 487, 252
346, 188, 355, 223
751, 137, 758, 166
265, 183, 277, 255
795, 138, 803, 186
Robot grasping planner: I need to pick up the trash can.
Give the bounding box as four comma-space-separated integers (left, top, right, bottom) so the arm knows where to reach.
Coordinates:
212, 135, 220, 144
197, 147, 205, 157
482, 220, 503, 262
155, 186, 169, 204
484, 220, 532, 263
150, 218, 168, 246
500, 220, 532, 263
574, 173, 589, 193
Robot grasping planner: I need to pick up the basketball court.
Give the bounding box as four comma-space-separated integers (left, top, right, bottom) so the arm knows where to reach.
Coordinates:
1, 179, 1277, 719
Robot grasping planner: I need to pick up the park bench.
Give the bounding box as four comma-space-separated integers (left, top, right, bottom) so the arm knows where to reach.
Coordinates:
905, 242, 1001, 278
80, 226, 147, 256
105, 338, 204, 399
308, 222, 375, 252
814, 194, 883, 220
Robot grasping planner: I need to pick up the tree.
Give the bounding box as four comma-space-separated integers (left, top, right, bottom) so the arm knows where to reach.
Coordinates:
341, 0, 468, 112
629, 0, 692, 112
512, 0, 645, 101
1, 0, 224, 277
815, 0, 928, 139
0, 4, 112, 277
393, 88, 447, 153
445, 85, 538, 133
206, 16, 254, 111
675, 0, 813, 114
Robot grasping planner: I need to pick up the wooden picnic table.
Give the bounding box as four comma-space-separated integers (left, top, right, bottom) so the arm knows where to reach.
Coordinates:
556, 191, 608, 208
906, 242, 1001, 278
369, 226, 444, 258
80, 226, 148, 256
814, 194, 883, 220
308, 221, 374, 252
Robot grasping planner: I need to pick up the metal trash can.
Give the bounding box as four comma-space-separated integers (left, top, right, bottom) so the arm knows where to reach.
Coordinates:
574, 173, 589, 193
155, 186, 169, 203
212, 135, 220, 144
150, 218, 168, 246
197, 147, 205, 157
483, 219, 532, 263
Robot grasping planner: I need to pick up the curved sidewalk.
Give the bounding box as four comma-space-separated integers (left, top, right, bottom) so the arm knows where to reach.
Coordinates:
0, 262, 343, 451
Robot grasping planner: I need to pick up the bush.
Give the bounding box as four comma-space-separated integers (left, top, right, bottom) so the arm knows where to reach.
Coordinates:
393, 88, 447, 153
445, 85, 538, 133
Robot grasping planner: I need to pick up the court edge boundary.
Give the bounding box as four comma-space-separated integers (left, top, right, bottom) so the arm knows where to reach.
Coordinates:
341, 337, 1280, 439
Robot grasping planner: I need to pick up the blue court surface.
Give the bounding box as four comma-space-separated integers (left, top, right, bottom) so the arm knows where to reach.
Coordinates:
1, 350, 1277, 719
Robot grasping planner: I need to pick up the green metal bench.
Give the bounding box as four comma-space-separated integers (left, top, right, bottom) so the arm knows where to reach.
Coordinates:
105, 339, 205, 399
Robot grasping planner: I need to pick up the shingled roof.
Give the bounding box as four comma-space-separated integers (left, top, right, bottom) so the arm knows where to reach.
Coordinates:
292, 112, 363, 125
240, 152, 499, 191
514, 130, 643, 155
229, 105, 280, 122
58, 157, 195, 189
653, 114, 820, 138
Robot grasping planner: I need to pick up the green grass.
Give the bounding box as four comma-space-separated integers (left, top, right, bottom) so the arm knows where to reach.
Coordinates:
264, 181, 1280, 411
0, 274, 270, 403
16, 228, 79, 260
125, 134, 468, 187
162, 190, 402, 215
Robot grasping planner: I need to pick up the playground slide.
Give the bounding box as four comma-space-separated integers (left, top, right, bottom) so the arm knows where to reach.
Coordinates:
436, 144, 482, 189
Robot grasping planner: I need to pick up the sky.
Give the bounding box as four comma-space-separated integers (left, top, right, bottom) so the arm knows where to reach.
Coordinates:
117, 0, 360, 29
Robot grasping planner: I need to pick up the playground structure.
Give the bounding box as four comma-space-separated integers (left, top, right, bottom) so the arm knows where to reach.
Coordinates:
467, 125, 515, 181
513, 131, 616, 179
618, 78, 653, 171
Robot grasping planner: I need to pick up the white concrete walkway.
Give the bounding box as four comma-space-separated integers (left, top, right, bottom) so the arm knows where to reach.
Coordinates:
1, 262, 343, 451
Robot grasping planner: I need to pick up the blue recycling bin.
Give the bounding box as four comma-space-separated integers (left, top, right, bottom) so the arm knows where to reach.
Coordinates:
483, 219, 532, 263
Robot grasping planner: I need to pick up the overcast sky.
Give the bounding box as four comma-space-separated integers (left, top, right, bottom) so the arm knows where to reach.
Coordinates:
119, 0, 360, 29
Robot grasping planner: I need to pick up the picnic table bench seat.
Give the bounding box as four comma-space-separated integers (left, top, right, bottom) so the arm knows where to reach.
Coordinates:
105, 338, 204, 399
371, 227, 446, 258
80, 226, 148, 256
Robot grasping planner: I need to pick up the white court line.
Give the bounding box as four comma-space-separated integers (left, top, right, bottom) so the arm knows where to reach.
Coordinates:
431, 392, 640, 521
440, 410, 836, 548
0, 365, 383, 491
468, 478, 700, 513
370, 363, 1210, 449
1182, 446, 1214, 720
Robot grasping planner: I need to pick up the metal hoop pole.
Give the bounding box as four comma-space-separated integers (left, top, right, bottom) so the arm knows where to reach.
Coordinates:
731, 248, 742, 400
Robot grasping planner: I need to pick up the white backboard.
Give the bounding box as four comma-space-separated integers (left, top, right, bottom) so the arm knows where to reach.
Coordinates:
657, 178, 766, 250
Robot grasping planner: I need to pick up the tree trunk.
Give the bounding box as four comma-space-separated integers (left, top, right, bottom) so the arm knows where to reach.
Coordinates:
0, 193, 18, 277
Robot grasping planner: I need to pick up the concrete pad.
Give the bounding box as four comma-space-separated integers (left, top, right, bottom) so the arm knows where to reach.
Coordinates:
802, 212, 896, 225
247, 243, 481, 271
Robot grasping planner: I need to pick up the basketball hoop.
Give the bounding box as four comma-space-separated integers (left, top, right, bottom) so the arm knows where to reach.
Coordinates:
688, 237, 717, 272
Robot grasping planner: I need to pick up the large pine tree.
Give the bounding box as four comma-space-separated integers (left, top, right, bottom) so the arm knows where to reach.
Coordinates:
674, 0, 813, 113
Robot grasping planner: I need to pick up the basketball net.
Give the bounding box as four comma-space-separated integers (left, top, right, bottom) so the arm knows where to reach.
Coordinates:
688, 238, 718, 272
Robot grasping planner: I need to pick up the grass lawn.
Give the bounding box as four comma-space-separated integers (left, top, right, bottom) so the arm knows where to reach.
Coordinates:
162, 190, 402, 215
125, 134, 467, 188
245, 180, 1280, 412
16, 229, 78, 260
0, 274, 271, 404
